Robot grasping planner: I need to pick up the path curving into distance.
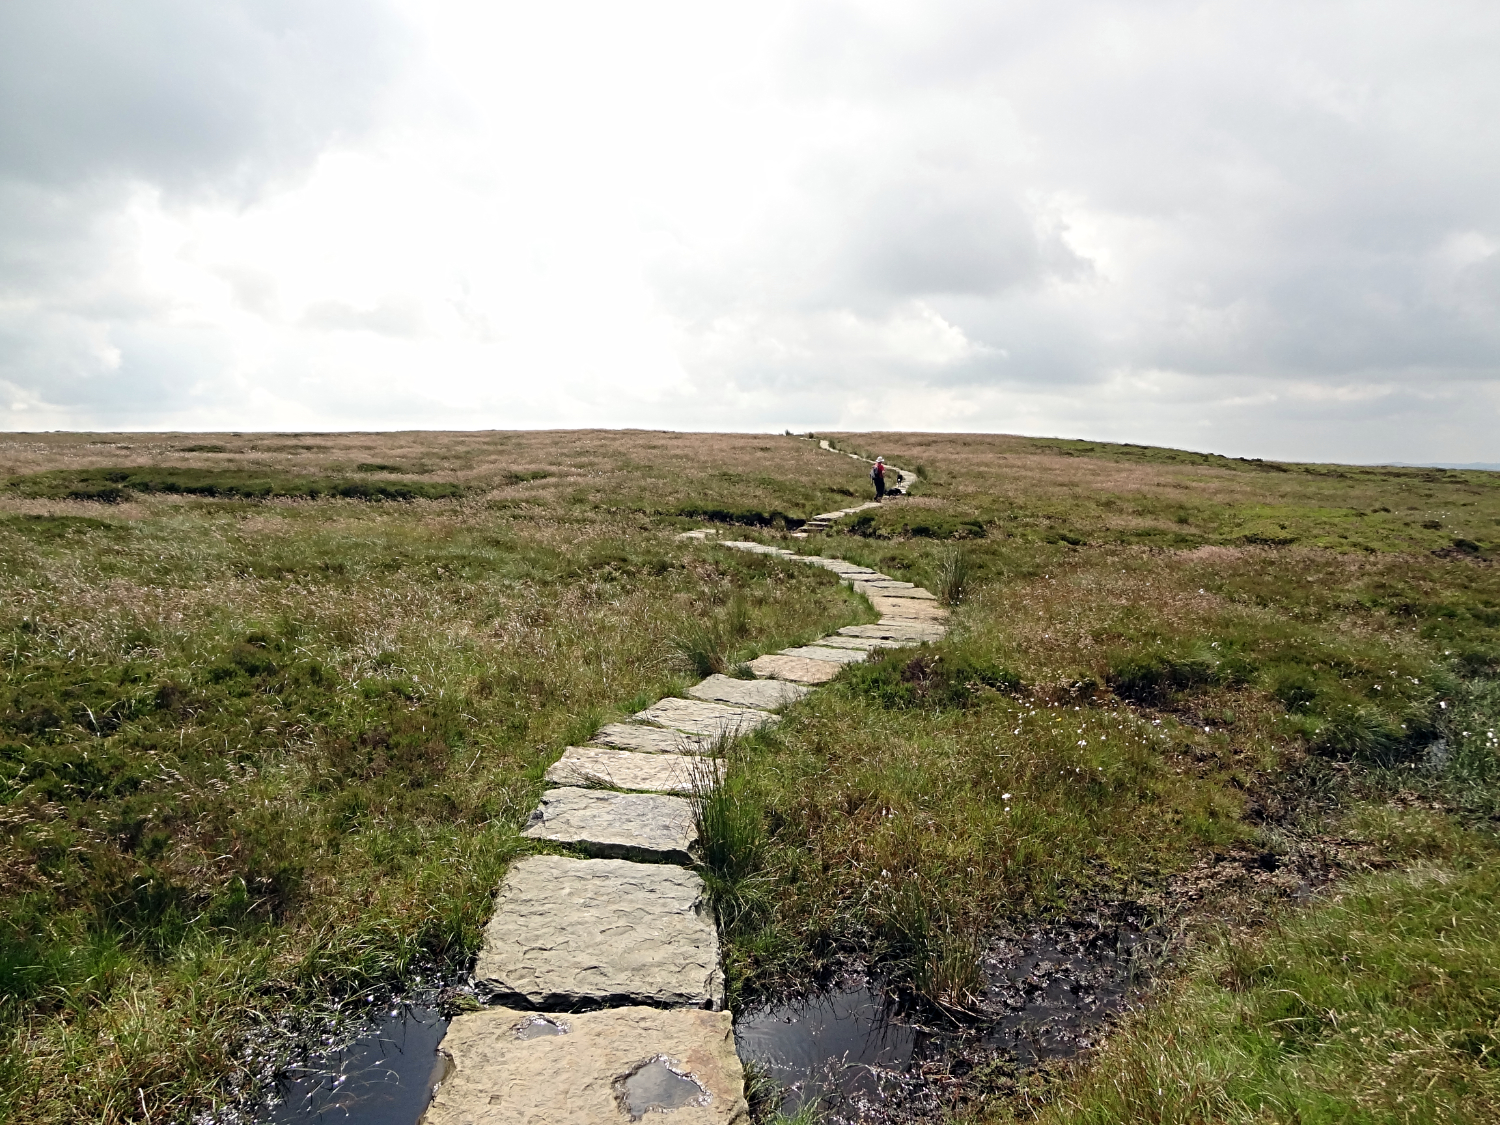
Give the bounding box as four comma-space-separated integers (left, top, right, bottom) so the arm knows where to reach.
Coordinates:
420, 456, 943, 1124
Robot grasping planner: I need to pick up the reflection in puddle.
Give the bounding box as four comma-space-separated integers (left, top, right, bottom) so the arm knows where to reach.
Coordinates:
734, 985, 917, 1118
513, 1015, 567, 1040
735, 923, 1160, 1121
618, 1058, 709, 1120
258, 1003, 448, 1124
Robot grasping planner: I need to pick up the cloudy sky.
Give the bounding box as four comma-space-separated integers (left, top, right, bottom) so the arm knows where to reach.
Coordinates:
1, 1, 1497, 462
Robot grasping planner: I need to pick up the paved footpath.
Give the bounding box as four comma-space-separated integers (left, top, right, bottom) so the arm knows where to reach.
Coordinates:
423, 527, 946, 1123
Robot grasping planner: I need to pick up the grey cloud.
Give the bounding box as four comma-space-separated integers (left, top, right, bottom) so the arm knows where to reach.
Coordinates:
841, 177, 1078, 301
651, 0, 1500, 462
2, 0, 1498, 462
0, 0, 410, 422
0, 1, 409, 198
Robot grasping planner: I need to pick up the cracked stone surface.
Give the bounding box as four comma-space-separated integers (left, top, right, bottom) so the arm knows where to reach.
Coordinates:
474, 856, 723, 1010
685, 674, 810, 711
849, 579, 915, 590
523, 787, 698, 864
546, 746, 718, 794
777, 644, 870, 664
590, 723, 714, 755
424, 1005, 749, 1125
745, 653, 843, 683
633, 697, 778, 738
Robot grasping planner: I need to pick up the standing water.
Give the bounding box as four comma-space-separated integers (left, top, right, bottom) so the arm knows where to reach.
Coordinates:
257, 1002, 448, 1124
735, 918, 1161, 1121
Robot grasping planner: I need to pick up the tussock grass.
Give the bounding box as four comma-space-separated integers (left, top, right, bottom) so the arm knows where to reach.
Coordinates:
671, 595, 753, 677
937, 545, 972, 606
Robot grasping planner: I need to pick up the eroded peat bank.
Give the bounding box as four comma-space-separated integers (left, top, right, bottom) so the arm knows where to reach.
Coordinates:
1, 430, 1498, 1124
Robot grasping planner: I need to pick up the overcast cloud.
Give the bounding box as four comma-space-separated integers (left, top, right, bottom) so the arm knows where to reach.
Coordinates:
1, 0, 1497, 461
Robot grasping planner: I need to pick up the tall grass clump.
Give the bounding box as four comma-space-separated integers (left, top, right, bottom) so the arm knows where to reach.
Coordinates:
873, 880, 983, 1016
690, 736, 767, 930
670, 595, 752, 677
937, 545, 971, 606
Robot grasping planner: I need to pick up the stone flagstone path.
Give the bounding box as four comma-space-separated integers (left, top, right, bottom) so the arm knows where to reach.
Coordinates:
422, 511, 949, 1122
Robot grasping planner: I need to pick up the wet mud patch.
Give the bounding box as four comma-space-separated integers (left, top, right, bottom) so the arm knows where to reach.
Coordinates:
736, 911, 1166, 1124
737, 836, 1367, 1123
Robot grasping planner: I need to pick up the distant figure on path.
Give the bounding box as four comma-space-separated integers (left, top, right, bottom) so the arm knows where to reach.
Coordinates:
871, 456, 886, 501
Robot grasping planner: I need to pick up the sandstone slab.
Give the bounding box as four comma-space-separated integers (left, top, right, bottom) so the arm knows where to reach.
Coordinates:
811, 560, 878, 575
810, 635, 911, 651
523, 788, 698, 864
686, 674, 810, 711
546, 746, 719, 794
633, 697, 777, 738
856, 584, 937, 601
590, 723, 713, 755
777, 645, 869, 664
870, 596, 948, 619
717, 541, 790, 556
425, 1005, 748, 1125
474, 856, 722, 1010
838, 623, 946, 642
745, 653, 843, 684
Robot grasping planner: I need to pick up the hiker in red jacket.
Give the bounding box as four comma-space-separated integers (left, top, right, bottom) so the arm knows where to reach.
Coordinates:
871, 456, 886, 501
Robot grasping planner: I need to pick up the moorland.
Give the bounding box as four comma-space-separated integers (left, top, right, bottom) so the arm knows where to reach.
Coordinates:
1, 429, 1497, 1123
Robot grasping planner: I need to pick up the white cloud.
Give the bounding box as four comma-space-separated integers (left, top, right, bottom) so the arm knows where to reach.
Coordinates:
0, 0, 1497, 460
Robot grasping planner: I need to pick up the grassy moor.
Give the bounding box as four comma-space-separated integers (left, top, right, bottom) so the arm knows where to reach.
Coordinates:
1, 430, 1498, 1123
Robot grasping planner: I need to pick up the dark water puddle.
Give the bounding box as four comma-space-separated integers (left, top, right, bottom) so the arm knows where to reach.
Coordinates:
255, 1002, 449, 1124
735, 985, 919, 1116
736, 917, 1165, 1122
619, 1058, 711, 1120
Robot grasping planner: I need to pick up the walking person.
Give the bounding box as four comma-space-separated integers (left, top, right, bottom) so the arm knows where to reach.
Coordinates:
871, 456, 886, 501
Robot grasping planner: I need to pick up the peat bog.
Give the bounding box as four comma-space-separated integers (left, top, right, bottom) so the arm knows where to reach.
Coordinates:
1, 430, 1498, 1123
